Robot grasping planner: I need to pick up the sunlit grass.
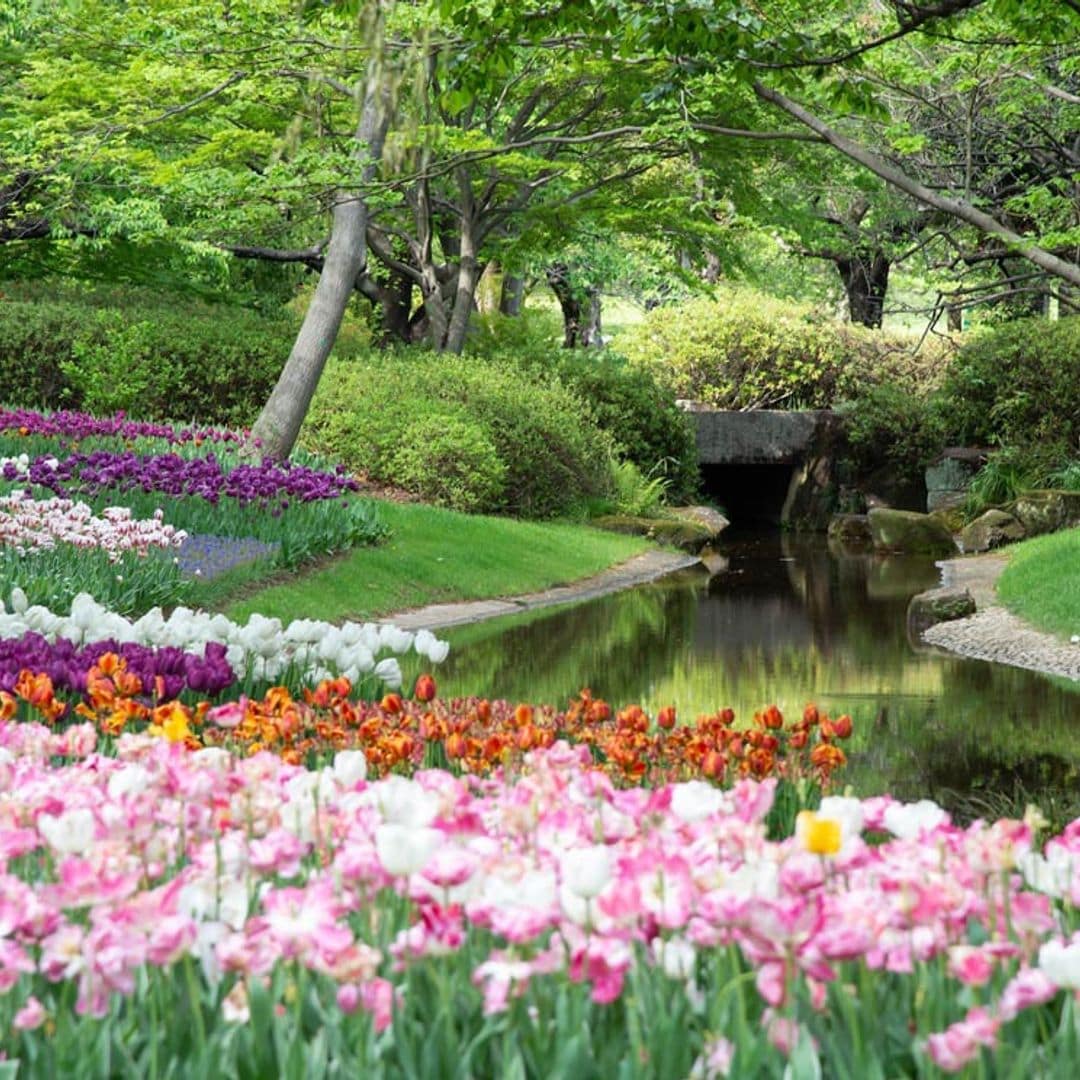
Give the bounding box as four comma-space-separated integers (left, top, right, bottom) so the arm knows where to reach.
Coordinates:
224, 500, 651, 624
996, 526, 1080, 640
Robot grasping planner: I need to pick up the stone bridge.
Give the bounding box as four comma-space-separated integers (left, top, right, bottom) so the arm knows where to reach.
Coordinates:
678, 405, 841, 528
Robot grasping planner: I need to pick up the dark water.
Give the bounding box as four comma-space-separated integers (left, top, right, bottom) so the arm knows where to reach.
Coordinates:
437, 533, 1080, 816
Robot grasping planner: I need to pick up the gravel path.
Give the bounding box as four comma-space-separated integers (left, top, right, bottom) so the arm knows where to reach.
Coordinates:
922, 554, 1080, 682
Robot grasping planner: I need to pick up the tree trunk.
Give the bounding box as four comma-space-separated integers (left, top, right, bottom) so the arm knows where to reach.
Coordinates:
835, 249, 890, 329
499, 274, 525, 315
581, 288, 603, 347
547, 263, 583, 347
443, 168, 480, 353
376, 270, 413, 346
249, 15, 389, 459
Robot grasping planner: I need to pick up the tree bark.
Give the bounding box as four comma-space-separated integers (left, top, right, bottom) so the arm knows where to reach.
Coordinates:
581, 288, 603, 347
835, 248, 890, 328
375, 269, 413, 346
249, 17, 389, 459
754, 81, 1080, 290
547, 263, 583, 347
499, 274, 525, 315
443, 169, 480, 354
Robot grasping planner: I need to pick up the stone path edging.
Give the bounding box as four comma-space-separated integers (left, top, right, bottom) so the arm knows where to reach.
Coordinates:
380, 550, 704, 632
922, 553, 1080, 682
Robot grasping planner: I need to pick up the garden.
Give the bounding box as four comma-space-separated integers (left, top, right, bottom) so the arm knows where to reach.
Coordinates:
0, 403, 1078, 1078
5, 0, 1080, 1076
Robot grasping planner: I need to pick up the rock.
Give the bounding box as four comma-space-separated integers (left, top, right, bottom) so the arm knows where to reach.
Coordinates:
867, 508, 958, 556
697, 549, 730, 576
907, 585, 977, 640
1008, 490, 1080, 537
827, 513, 873, 551
591, 514, 714, 553
668, 505, 730, 541
959, 509, 1026, 553
925, 452, 984, 513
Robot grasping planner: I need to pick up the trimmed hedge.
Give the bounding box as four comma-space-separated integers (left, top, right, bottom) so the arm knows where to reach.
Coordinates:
0, 284, 298, 427
303, 352, 616, 519
937, 315, 1080, 455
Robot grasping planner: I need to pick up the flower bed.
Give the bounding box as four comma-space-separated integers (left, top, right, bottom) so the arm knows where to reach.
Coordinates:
1, 721, 1079, 1077
4, 406, 1080, 1075
0, 406, 242, 446
0, 408, 386, 611
0, 591, 448, 700
0, 492, 186, 560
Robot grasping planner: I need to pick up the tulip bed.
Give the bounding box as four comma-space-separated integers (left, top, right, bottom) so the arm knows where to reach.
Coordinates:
0, 407, 386, 613
6, 409, 1080, 1076
2, 702, 1080, 1078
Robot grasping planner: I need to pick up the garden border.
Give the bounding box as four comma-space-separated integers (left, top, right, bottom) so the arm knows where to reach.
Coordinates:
379, 550, 704, 631
922, 553, 1080, 682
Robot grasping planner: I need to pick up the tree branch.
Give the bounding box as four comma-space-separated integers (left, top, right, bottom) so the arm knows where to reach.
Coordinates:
753, 80, 1080, 288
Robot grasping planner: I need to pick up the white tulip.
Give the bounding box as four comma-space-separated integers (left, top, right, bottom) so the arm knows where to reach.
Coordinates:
561, 845, 613, 899
671, 781, 726, 823
374, 657, 402, 690
375, 824, 441, 877
376, 775, 440, 828
38, 807, 97, 855
332, 749, 368, 788
1039, 939, 1080, 989
882, 799, 949, 840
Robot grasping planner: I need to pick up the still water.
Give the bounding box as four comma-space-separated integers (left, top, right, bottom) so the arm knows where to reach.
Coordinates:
436, 533, 1080, 815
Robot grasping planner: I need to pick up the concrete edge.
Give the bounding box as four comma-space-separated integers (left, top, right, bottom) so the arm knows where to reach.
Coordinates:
380, 550, 705, 632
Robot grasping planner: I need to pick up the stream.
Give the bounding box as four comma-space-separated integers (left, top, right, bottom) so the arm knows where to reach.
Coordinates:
436, 532, 1080, 817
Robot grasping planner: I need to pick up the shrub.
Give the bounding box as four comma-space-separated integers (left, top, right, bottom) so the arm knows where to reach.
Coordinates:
0, 283, 301, 426
470, 313, 699, 502
836, 382, 946, 484
617, 288, 943, 410
937, 315, 1080, 454
303, 351, 615, 518
388, 414, 507, 513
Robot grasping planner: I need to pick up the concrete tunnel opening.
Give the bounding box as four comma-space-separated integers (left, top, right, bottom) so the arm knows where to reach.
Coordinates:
698, 462, 797, 529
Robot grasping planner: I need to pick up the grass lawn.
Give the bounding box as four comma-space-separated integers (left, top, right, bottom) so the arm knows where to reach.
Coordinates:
996, 526, 1080, 639
223, 499, 652, 625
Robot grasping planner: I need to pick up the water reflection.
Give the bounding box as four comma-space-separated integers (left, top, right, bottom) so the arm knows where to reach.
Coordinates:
438, 533, 1080, 812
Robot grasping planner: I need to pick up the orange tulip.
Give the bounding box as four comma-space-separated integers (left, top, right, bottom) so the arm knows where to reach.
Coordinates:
414, 674, 437, 703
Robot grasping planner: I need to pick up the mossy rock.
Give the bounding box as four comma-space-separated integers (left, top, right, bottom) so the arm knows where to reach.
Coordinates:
959, 509, 1025, 554
867, 508, 957, 556
668, 505, 730, 540
591, 514, 714, 552
907, 585, 977, 639
1008, 490, 1080, 537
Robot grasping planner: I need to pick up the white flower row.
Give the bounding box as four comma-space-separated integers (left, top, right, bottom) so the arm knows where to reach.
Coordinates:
0, 491, 187, 561
0, 589, 449, 690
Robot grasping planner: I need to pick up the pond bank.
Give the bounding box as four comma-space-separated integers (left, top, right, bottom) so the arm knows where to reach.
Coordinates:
923, 553, 1080, 682
380, 550, 703, 630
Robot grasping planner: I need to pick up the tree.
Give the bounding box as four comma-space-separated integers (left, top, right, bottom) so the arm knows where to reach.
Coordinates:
5, 0, 1080, 458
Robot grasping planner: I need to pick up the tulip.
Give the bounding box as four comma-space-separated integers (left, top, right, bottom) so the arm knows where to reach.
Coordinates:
414, 674, 437, 702
657, 705, 677, 730
561, 845, 613, 899
375, 823, 441, 877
